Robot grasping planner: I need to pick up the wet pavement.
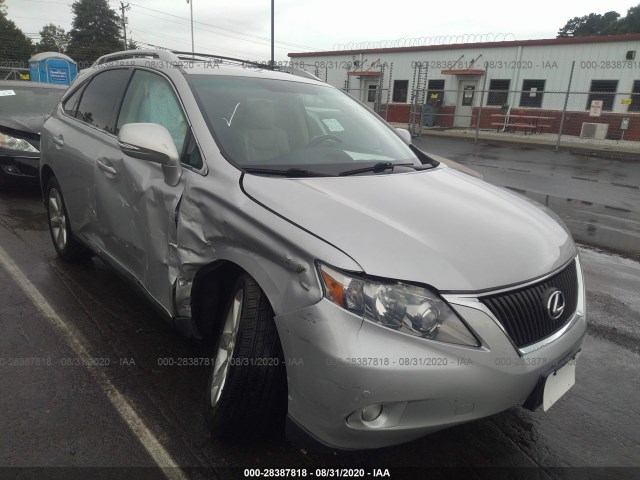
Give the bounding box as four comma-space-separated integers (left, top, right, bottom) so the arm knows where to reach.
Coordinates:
415, 137, 640, 259
0, 141, 639, 479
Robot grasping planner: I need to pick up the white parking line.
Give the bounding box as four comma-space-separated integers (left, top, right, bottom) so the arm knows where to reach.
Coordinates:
0, 245, 188, 480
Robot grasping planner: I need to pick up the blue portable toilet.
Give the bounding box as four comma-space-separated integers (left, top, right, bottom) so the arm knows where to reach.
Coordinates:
29, 52, 78, 86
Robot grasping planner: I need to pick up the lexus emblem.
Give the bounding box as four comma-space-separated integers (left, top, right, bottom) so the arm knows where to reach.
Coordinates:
545, 289, 566, 320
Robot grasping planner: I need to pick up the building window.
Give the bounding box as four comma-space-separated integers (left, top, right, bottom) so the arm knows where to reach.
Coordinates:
367, 84, 377, 103
426, 79, 445, 105
586, 80, 618, 112
630, 80, 640, 112
487, 79, 510, 106
519, 80, 545, 108
392, 80, 408, 103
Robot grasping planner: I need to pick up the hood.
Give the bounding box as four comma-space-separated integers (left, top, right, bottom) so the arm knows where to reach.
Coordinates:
0, 114, 45, 138
242, 166, 576, 292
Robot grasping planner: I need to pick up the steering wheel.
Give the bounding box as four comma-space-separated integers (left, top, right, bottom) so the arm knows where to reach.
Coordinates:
307, 134, 343, 147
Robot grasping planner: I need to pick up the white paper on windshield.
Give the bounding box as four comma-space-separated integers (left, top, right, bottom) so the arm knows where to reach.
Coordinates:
322, 118, 344, 132
0, 90, 16, 97
344, 151, 390, 161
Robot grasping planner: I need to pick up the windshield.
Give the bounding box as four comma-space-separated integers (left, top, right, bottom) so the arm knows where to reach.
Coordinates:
0, 85, 65, 117
188, 75, 427, 176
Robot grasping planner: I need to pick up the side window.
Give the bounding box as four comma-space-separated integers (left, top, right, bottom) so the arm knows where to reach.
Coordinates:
76, 69, 130, 133
117, 70, 188, 153
183, 133, 203, 169
62, 85, 84, 117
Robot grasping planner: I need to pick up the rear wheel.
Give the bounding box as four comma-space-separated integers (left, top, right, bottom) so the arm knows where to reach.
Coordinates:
205, 273, 287, 440
46, 177, 92, 262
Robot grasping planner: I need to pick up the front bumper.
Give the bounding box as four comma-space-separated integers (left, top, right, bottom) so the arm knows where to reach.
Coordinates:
275, 261, 586, 450
0, 154, 39, 183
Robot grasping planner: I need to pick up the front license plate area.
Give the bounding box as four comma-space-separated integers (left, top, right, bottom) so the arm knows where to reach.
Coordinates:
542, 353, 579, 411
523, 350, 580, 412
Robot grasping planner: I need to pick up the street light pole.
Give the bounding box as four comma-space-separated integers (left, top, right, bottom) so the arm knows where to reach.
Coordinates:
270, 0, 274, 67
186, 0, 194, 53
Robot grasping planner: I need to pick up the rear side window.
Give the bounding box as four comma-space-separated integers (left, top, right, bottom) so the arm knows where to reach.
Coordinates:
117, 70, 188, 153
62, 86, 84, 116
76, 69, 130, 133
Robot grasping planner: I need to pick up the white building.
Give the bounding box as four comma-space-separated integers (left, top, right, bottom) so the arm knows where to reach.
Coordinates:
289, 34, 640, 140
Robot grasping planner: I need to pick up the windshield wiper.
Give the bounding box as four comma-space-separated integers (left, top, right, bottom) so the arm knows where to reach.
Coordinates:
243, 167, 333, 178
339, 162, 421, 176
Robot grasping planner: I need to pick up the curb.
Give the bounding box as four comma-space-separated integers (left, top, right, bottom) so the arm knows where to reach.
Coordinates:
393, 125, 640, 162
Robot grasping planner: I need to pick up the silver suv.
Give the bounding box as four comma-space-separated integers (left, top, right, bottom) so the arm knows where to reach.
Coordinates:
40, 50, 585, 450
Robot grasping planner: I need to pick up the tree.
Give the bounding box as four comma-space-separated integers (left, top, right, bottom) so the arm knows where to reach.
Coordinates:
0, 15, 35, 63
36, 24, 70, 53
0, 0, 6, 17
615, 4, 640, 33
66, 0, 122, 66
557, 11, 620, 37
557, 4, 640, 37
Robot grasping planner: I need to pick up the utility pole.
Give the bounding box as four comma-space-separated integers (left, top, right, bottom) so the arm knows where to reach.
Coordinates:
270, 0, 274, 67
120, 2, 130, 49
186, 0, 194, 53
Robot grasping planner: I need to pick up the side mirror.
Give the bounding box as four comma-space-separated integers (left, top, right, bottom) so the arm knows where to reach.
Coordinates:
118, 123, 182, 187
395, 128, 412, 144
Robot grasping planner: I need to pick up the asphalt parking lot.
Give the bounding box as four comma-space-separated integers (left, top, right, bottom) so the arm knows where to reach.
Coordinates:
1, 139, 639, 479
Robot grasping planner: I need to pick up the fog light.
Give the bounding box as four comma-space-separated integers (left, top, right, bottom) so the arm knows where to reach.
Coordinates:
361, 404, 383, 422
1, 164, 24, 176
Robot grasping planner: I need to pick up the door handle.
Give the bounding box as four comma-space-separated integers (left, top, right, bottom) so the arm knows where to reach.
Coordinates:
96, 159, 117, 176
52, 135, 64, 146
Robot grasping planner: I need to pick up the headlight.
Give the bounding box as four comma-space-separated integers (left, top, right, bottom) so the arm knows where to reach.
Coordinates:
0, 133, 39, 153
319, 263, 479, 346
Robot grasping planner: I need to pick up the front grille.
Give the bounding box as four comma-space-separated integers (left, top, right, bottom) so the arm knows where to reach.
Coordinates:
480, 260, 578, 348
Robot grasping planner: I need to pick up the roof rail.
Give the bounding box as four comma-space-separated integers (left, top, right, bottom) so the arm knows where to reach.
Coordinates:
93, 49, 177, 66
90, 49, 324, 83
171, 51, 324, 82
171, 51, 273, 70
283, 67, 322, 82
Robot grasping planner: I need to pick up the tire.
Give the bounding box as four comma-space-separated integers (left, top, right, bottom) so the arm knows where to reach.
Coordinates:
46, 176, 92, 262
205, 273, 287, 440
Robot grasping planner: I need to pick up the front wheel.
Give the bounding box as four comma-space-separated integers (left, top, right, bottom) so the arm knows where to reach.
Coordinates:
205, 273, 287, 440
46, 177, 92, 262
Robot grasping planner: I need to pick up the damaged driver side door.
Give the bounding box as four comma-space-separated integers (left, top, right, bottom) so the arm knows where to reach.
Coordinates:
98, 69, 190, 315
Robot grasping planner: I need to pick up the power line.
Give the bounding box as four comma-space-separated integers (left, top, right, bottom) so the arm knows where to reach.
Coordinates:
10, 16, 69, 22
130, 30, 258, 59
126, 6, 296, 52
13, 0, 71, 4
123, 1, 320, 51
5, 0, 317, 59
131, 27, 265, 59
9, 0, 321, 53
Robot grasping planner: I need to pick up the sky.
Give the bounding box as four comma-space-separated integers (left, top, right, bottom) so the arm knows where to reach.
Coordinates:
4, 0, 638, 61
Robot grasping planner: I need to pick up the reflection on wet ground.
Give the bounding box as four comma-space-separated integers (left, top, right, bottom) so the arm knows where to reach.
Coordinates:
415, 137, 640, 260
505, 187, 640, 258
0, 146, 639, 472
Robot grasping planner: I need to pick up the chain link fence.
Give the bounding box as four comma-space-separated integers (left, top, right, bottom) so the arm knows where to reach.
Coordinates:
383, 61, 640, 154
0, 61, 30, 80
3, 55, 639, 154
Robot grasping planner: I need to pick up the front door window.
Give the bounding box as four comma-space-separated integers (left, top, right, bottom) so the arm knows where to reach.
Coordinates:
367, 84, 377, 103
462, 85, 475, 106
117, 70, 188, 153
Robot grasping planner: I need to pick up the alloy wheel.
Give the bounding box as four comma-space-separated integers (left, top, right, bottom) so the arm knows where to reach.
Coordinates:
210, 288, 244, 407
48, 188, 67, 252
